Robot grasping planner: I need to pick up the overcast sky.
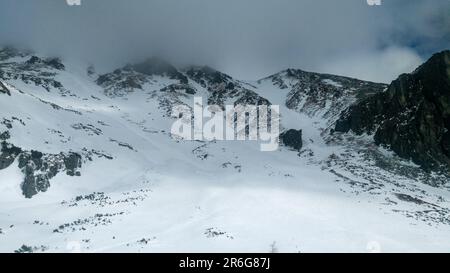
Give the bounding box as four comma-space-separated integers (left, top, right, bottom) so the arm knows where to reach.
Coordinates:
0, 0, 449, 83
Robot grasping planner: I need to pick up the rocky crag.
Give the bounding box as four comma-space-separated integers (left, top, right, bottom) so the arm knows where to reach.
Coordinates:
335, 50, 450, 172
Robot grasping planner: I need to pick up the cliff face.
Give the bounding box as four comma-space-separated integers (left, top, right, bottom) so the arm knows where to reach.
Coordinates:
335, 50, 450, 171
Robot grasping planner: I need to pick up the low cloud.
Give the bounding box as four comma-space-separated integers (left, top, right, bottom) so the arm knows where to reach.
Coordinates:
0, 0, 448, 81
317, 47, 424, 83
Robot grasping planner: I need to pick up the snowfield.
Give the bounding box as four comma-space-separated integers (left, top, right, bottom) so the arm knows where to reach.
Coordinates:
1, 52, 449, 253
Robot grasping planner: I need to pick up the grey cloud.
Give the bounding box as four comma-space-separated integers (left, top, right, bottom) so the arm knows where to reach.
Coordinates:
0, 0, 449, 83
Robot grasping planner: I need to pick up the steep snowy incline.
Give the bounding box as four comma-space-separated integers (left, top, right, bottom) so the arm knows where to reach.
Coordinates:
1, 49, 450, 252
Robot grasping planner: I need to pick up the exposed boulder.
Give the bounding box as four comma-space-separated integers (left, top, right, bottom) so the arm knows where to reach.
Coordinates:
335, 50, 450, 172
280, 129, 303, 151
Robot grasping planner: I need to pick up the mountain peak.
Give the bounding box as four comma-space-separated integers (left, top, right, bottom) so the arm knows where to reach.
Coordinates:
132, 57, 176, 75
185, 65, 233, 88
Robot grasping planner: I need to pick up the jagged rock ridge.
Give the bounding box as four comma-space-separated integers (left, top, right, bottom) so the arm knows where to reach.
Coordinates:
335, 50, 450, 172
262, 68, 387, 122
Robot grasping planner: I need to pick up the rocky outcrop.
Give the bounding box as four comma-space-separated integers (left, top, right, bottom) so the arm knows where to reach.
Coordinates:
97, 58, 191, 97
185, 66, 271, 108
0, 139, 82, 198
19, 150, 82, 198
335, 50, 450, 172
0, 81, 10, 96
44, 58, 65, 71
259, 69, 387, 124
26, 56, 65, 70
186, 66, 240, 106
97, 67, 148, 96
186, 66, 234, 88
280, 129, 303, 151
0, 53, 66, 92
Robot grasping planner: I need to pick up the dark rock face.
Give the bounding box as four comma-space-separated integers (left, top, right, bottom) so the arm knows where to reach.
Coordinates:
45, 58, 65, 70
443, 131, 450, 157
280, 129, 303, 151
96, 68, 148, 96
97, 58, 191, 96
0, 81, 11, 96
0, 141, 22, 170
26, 56, 41, 65
64, 153, 82, 176
0, 139, 83, 198
18, 150, 82, 198
335, 50, 450, 171
0, 131, 10, 140
186, 66, 238, 106
186, 66, 233, 88
26, 56, 65, 70
0, 53, 66, 92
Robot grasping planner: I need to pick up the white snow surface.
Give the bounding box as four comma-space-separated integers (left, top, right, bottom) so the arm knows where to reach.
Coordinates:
0, 56, 450, 253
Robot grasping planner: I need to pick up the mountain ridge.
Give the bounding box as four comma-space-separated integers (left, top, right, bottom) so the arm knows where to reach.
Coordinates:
1, 47, 450, 252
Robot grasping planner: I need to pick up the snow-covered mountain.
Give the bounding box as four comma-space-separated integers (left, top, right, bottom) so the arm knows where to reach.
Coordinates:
1, 47, 450, 253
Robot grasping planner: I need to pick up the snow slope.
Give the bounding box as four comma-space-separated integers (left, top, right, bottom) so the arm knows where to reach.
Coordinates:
1, 50, 449, 253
